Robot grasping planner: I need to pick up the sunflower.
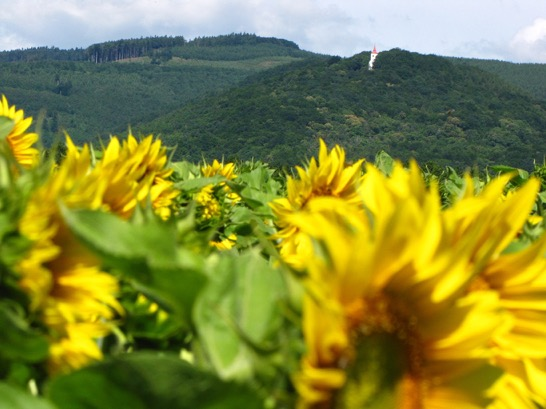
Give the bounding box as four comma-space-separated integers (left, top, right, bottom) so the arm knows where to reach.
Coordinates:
17, 138, 123, 375
285, 161, 542, 408
0, 95, 39, 168
96, 133, 179, 219
461, 185, 546, 408
270, 139, 364, 269
47, 322, 112, 376
201, 159, 237, 180
201, 159, 240, 204
194, 160, 241, 222
195, 184, 221, 220
210, 233, 237, 250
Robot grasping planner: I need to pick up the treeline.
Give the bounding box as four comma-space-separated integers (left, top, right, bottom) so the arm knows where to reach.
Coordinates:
171, 33, 310, 61
0, 46, 87, 62
87, 35, 187, 63
187, 33, 300, 49
0, 35, 186, 63
0, 33, 303, 64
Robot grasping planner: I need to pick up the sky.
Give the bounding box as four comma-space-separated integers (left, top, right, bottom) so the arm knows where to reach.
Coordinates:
1, 0, 546, 63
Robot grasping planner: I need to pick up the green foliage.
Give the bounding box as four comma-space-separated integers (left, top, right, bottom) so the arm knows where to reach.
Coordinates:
193, 250, 287, 380
60, 207, 207, 328
46, 352, 264, 409
0, 305, 49, 364
0, 383, 57, 409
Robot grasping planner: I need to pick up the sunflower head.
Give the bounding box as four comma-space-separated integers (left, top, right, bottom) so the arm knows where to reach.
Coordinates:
95, 134, 179, 219
16, 137, 124, 375
273, 139, 363, 215
0, 95, 39, 169
195, 184, 221, 221
288, 162, 519, 409
270, 139, 364, 269
201, 159, 237, 180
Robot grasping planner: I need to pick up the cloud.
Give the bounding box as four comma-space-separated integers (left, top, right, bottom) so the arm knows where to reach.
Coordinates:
237, 1, 369, 56
510, 18, 546, 62
1, 0, 546, 62
0, 29, 33, 51
0, 0, 371, 55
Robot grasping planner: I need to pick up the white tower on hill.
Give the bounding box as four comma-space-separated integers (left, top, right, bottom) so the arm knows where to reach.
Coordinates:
368, 45, 378, 70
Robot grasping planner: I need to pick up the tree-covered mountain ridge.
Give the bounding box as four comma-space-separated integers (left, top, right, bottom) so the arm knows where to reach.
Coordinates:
1, 33, 546, 170
0, 33, 307, 63
134, 48, 546, 170
2, 33, 545, 99
449, 57, 546, 101
0, 34, 317, 144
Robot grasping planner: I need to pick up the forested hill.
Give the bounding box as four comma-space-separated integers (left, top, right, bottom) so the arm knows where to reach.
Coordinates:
2, 34, 546, 170
135, 48, 546, 170
0, 34, 317, 144
449, 57, 546, 101
0, 33, 306, 63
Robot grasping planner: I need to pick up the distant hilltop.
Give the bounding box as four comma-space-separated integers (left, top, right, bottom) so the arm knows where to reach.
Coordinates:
0, 33, 303, 63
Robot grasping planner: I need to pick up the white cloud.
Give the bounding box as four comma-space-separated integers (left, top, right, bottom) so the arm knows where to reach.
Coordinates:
512, 18, 546, 44
0, 0, 369, 54
0, 31, 33, 51
510, 18, 546, 62
1, 0, 546, 61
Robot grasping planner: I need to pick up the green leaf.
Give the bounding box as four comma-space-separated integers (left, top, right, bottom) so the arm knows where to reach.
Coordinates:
374, 151, 395, 176
174, 175, 225, 192
60, 207, 207, 326
489, 164, 519, 174
46, 352, 264, 409
0, 117, 14, 140
60, 206, 173, 268
170, 161, 200, 180
0, 382, 57, 409
0, 303, 49, 363
489, 165, 529, 186
194, 249, 284, 380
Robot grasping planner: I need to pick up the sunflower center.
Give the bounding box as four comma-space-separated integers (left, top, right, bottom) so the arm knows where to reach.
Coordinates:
335, 295, 424, 409
467, 275, 491, 292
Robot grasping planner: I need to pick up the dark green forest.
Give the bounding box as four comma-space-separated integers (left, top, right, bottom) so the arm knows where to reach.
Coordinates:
450, 57, 546, 101
0, 34, 316, 145
0, 33, 309, 63
1, 34, 546, 170
135, 48, 546, 170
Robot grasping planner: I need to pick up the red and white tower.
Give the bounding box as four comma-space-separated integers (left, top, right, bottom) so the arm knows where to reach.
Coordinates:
368, 45, 378, 70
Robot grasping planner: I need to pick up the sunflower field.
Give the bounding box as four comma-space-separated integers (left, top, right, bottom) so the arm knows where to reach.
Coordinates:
1, 94, 546, 408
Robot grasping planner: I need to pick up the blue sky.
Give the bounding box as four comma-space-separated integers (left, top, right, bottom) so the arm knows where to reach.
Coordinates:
1, 0, 546, 62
